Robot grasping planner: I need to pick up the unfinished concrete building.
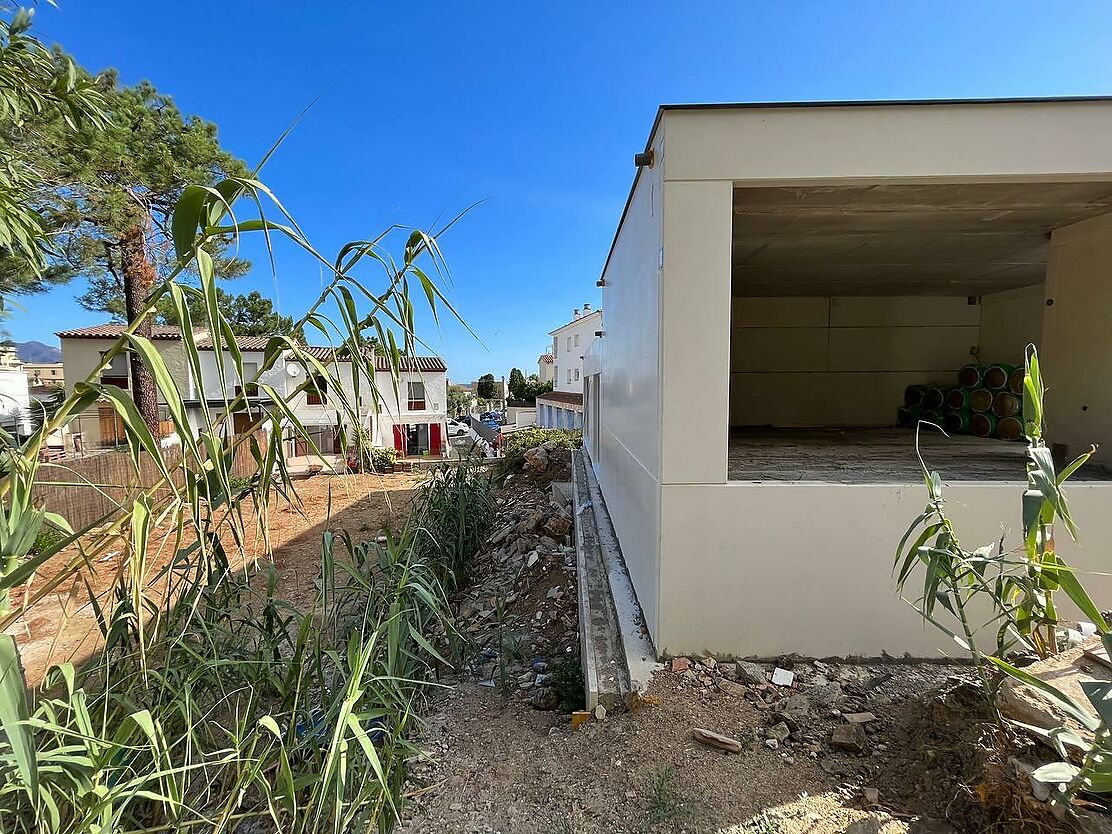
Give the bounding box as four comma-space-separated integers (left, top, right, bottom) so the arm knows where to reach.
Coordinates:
581, 97, 1112, 658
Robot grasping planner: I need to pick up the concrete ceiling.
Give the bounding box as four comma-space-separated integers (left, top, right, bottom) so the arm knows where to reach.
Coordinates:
732, 181, 1112, 296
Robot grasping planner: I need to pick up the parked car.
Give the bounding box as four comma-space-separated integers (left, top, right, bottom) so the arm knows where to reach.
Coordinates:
447, 419, 469, 438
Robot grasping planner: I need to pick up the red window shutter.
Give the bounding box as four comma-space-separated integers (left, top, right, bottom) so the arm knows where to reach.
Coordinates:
429, 422, 442, 455
392, 425, 404, 453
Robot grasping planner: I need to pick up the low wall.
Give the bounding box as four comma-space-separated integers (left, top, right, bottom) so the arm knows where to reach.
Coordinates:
655, 480, 1112, 658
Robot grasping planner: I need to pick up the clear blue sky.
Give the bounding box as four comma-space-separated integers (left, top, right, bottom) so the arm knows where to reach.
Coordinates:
12, 1, 1112, 381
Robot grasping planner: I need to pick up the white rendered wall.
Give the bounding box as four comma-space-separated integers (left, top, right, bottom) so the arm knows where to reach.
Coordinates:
371, 370, 448, 448
595, 129, 665, 640
657, 480, 1112, 658
663, 101, 1112, 184
594, 101, 1112, 656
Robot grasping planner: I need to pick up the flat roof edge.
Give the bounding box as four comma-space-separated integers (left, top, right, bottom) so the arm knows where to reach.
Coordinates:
659, 95, 1112, 112
596, 95, 1112, 283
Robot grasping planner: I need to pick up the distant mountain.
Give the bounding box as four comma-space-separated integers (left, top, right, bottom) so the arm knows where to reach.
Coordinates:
15, 341, 62, 363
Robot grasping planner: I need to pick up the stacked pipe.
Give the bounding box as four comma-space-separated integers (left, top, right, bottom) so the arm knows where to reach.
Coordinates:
898, 363, 1024, 442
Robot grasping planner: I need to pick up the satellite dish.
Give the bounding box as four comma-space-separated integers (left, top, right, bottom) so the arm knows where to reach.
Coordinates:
287, 364, 301, 378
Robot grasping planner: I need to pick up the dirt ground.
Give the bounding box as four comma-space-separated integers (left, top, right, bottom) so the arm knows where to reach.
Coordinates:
7, 471, 421, 687
398, 447, 1055, 834
399, 665, 987, 834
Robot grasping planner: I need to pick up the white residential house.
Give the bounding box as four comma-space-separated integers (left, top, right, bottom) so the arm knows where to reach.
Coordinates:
536, 305, 600, 429
537, 352, 555, 384
0, 365, 32, 438
57, 324, 449, 457
57, 324, 187, 452
583, 97, 1112, 660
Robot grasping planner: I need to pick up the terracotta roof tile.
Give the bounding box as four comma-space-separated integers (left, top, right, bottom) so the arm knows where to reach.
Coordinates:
57, 323, 447, 373
536, 390, 582, 406
56, 324, 183, 340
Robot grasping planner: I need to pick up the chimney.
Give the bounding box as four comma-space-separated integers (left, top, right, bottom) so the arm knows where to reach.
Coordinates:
572, 307, 581, 320
582, 303, 591, 313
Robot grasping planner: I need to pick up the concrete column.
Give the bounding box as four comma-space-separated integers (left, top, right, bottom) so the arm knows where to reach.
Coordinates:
1043, 211, 1112, 465
659, 179, 733, 484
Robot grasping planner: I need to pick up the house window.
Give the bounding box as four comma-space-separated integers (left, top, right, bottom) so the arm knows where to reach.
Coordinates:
236, 361, 259, 398
566, 336, 572, 351
574, 334, 580, 348
407, 381, 426, 411
307, 374, 327, 405
553, 337, 558, 357
99, 351, 129, 389
574, 369, 580, 381
567, 368, 572, 384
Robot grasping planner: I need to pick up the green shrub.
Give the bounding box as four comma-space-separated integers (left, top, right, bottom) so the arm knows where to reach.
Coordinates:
361, 445, 398, 472
229, 474, 253, 492
550, 655, 585, 713
29, 524, 66, 557
497, 428, 581, 482
503, 428, 581, 458
412, 461, 495, 592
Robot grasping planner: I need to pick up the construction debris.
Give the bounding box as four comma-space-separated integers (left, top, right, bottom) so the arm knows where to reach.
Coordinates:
830, 723, 868, 754
692, 727, 744, 754
454, 446, 580, 713
771, 667, 795, 687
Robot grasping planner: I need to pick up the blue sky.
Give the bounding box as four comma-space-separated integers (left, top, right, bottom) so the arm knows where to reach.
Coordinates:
13, 1, 1112, 380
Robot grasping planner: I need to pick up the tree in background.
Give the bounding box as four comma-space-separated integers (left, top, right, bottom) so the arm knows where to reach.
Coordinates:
522, 373, 553, 402
447, 384, 471, 417
9, 72, 255, 434
476, 373, 496, 401
0, 8, 104, 306
507, 369, 552, 403
153, 287, 301, 338
508, 367, 526, 400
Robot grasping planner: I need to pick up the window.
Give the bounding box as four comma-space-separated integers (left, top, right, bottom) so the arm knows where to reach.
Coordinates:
574, 334, 579, 348
236, 361, 259, 397
566, 368, 572, 384
574, 369, 580, 381
99, 350, 129, 389
566, 336, 572, 351
553, 337, 558, 357
307, 374, 327, 405
407, 381, 426, 411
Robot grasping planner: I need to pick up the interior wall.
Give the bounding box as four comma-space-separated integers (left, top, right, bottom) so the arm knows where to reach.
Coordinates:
978, 284, 1045, 364
1043, 211, 1112, 465
729, 296, 979, 427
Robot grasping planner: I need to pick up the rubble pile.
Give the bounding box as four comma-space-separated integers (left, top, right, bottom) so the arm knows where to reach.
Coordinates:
674, 655, 950, 774
454, 443, 580, 712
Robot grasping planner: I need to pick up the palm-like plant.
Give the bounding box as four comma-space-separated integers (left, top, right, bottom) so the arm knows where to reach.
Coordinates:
0, 161, 473, 832
896, 345, 1106, 668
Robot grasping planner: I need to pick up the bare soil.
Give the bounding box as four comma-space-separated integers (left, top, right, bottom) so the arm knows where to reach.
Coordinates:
400, 668, 979, 834
8, 471, 421, 687
399, 447, 1063, 834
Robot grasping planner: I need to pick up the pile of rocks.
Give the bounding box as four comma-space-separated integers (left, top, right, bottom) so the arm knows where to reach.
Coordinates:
674, 655, 930, 769
454, 447, 579, 711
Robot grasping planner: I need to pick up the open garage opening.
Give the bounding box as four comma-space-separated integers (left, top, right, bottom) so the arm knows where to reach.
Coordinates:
727, 180, 1112, 483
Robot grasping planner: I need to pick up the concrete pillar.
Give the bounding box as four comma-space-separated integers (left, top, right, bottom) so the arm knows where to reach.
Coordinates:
1043, 211, 1112, 465
659, 179, 733, 484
